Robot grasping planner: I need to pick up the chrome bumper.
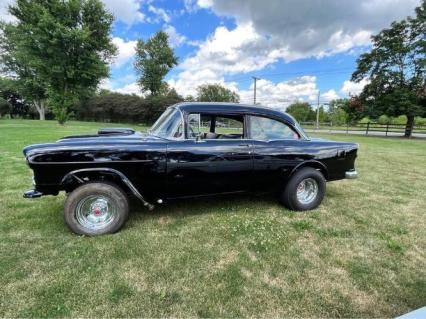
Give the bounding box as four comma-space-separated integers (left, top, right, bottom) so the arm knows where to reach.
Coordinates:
345, 170, 358, 179
23, 190, 43, 198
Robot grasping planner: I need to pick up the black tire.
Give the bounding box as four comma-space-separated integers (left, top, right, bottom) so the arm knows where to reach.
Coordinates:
64, 182, 129, 236
280, 167, 326, 211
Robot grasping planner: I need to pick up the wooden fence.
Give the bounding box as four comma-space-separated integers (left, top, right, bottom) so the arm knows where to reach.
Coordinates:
300, 122, 426, 136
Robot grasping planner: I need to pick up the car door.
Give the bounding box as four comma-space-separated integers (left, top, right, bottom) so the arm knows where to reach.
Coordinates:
166, 113, 253, 198
166, 139, 220, 198
248, 115, 309, 191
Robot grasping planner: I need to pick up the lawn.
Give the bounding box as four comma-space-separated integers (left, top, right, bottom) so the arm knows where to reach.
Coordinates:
0, 119, 425, 317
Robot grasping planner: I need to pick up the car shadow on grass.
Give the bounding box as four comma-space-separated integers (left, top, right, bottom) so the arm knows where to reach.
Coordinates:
128, 192, 282, 220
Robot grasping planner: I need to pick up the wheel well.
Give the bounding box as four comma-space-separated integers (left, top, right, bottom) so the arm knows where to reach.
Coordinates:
62, 171, 130, 195
291, 162, 328, 180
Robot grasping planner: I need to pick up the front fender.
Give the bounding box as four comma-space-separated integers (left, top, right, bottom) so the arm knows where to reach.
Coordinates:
61, 168, 155, 210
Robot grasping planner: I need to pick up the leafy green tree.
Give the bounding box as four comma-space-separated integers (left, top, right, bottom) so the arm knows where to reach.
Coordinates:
77, 88, 183, 124
196, 83, 240, 103
328, 99, 349, 125
351, 1, 426, 137
0, 77, 31, 118
134, 31, 178, 96
0, 0, 117, 124
0, 97, 11, 117
318, 106, 330, 123
0, 24, 48, 120
185, 95, 196, 102
286, 102, 315, 122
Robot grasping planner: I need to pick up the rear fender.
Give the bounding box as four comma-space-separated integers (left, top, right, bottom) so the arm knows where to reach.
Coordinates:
289, 160, 328, 180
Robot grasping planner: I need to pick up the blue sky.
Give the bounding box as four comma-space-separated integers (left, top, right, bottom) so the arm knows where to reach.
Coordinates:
2, 0, 418, 108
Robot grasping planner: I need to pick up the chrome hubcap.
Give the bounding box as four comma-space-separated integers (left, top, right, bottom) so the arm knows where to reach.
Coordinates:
75, 195, 117, 230
296, 178, 318, 205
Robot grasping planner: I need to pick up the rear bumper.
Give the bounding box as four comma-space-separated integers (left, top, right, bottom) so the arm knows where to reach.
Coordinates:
23, 190, 43, 198
345, 169, 358, 179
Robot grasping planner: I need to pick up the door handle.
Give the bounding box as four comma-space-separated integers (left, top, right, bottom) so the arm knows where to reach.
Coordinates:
238, 143, 250, 147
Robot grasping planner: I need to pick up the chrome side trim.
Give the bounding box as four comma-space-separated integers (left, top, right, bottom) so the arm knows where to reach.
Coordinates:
345, 170, 358, 179
28, 159, 153, 165
61, 168, 155, 210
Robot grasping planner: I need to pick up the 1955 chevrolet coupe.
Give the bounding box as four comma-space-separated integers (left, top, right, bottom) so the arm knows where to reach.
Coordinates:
23, 102, 358, 235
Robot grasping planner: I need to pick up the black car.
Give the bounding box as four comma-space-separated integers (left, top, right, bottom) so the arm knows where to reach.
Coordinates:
23, 102, 358, 236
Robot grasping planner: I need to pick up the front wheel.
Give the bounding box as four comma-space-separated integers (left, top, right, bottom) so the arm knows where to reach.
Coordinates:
280, 167, 326, 211
64, 182, 129, 236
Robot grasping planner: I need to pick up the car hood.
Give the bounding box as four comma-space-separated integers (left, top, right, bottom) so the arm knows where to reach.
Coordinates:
23, 129, 165, 158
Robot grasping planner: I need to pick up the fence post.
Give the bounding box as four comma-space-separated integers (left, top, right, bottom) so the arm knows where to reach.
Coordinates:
346, 123, 349, 134
366, 122, 370, 135
385, 123, 389, 137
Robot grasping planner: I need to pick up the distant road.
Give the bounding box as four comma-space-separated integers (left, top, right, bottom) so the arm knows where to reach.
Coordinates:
305, 129, 426, 139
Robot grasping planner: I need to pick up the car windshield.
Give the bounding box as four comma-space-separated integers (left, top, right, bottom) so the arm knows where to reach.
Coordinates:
149, 107, 183, 139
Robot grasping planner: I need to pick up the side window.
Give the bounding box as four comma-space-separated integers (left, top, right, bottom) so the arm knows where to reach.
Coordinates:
187, 113, 245, 139
215, 117, 243, 136
249, 116, 300, 140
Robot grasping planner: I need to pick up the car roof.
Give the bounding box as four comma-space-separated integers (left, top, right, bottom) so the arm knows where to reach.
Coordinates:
173, 102, 297, 125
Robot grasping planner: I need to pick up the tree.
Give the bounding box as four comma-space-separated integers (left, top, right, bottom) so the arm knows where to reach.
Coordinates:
0, 0, 117, 124
286, 102, 315, 122
0, 77, 31, 118
351, 1, 426, 137
185, 95, 196, 102
196, 83, 240, 102
328, 99, 349, 125
0, 22, 48, 120
134, 31, 178, 96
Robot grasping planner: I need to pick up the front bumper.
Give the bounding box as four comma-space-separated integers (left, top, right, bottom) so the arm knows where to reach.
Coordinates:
23, 190, 43, 198
345, 169, 358, 179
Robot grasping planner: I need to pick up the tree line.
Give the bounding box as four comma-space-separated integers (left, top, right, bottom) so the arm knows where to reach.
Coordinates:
0, 0, 424, 137
0, 0, 239, 124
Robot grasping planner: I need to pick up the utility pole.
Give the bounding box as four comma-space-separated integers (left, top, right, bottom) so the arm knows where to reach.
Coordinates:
252, 77, 260, 104
316, 90, 320, 129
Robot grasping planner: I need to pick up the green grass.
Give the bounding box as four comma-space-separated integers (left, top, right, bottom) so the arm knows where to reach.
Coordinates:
0, 118, 425, 317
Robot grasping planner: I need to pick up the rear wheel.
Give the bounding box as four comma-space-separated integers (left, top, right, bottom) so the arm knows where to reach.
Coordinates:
280, 167, 326, 211
64, 182, 129, 236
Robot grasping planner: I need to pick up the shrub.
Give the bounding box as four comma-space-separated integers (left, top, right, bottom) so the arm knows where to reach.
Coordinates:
414, 117, 426, 126
391, 115, 407, 125
358, 117, 370, 124
378, 115, 391, 124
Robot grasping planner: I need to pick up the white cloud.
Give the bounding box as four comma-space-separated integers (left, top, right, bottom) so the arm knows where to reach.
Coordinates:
340, 78, 370, 96
111, 37, 137, 67
100, 78, 142, 95
102, 0, 145, 26
183, 0, 213, 12
321, 89, 340, 102
163, 25, 186, 47
197, 0, 213, 8
181, 24, 279, 73
0, 0, 15, 23
169, 0, 418, 105
148, 5, 171, 23
114, 82, 142, 95
238, 76, 319, 108
205, 0, 418, 59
